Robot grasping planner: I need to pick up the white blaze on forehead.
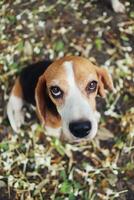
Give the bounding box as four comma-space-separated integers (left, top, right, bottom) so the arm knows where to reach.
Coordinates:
62, 60, 93, 119
63, 61, 74, 87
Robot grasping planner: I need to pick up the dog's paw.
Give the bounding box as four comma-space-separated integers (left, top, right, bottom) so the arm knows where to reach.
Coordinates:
111, 0, 125, 13
7, 95, 24, 132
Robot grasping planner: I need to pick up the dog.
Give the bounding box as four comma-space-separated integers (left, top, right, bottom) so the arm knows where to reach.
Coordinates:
7, 56, 114, 142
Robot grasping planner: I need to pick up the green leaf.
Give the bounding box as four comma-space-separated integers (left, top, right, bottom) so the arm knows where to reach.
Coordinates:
115, 139, 124, 149
7, 15, 16, 24
60, 180, 73, 194
124, 162, 134, 171
51, 138, 65, 156
10, 62, 18, 69
60, 170, 67, 180
130, 11, 134, 18
94, 38, 103, 51
55, 197, 64, 200
121, 34, 129, 41
123, 94, 129, 102
73, 181, 81, 190
83, 191, 91, 200
53, 40, 64, 52
16, 41, 24, 51
69, 193, 76, 200
0, 141, 9, 151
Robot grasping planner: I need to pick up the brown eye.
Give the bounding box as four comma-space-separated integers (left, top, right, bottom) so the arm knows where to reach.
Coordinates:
50, 86, 63, 98
86, 81, 97, 93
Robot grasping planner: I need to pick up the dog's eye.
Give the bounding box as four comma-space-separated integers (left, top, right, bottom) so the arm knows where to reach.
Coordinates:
86, 81, 97, 93
50, 86, 63, 98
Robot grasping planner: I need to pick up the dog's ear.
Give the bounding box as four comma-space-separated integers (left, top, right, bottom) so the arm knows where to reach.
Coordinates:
96, 67, 114, 98
35, 75, 61, 127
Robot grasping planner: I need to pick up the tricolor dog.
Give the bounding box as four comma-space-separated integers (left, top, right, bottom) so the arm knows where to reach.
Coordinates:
7, 56, 114, 142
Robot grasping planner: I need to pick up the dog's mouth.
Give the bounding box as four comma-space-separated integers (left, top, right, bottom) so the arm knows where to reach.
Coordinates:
60, 129, 97, 143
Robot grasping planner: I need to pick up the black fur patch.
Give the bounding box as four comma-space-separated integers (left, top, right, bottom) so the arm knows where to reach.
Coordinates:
20, 60, 52, 105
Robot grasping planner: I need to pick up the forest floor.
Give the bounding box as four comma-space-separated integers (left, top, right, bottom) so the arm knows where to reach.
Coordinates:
0, 0, 134, 199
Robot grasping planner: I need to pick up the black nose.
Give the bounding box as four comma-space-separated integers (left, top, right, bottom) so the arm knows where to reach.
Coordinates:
69, 120, 92, 138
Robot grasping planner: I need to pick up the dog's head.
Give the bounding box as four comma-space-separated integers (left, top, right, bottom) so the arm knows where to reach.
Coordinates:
35, 56, 114, 142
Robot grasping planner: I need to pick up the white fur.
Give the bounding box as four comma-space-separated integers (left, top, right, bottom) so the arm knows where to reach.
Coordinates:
111, 0, 125, 13
7, 95, 24, 132
57, 61, 98, 141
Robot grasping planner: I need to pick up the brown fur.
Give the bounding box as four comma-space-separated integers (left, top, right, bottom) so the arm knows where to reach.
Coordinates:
35, 56, 114, 128
96, 67, 114, 98
12, 78, 23, 98
35, 75, 61, 128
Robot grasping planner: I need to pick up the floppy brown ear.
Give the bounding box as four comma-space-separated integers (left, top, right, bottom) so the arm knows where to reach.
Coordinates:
96, 67, 114, 98
35, 75, 61, 127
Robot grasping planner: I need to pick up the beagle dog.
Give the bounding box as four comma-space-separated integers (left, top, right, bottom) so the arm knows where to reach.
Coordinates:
7, 56, 114, 142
